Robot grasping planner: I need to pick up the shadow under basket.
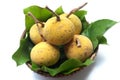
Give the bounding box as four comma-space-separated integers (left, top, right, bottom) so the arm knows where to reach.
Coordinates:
21, 29, 98, 77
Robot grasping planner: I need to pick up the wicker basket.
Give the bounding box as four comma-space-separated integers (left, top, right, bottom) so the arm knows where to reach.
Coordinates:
21, 29, 98, 77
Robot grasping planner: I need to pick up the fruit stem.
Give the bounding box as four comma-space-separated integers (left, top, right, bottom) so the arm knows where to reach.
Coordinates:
46, 6, 60, 21
28, 12, 44, 27
76, 38, 81, 47
28, 12, 46, 41
67, 2, 88, 18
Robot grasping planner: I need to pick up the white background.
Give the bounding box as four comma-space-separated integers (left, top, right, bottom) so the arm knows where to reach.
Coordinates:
0, 0, 120, 80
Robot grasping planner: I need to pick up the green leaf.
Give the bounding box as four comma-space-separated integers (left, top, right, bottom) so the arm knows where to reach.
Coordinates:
12, 33, 34, 66
55, 6, 64, 15
25, 15, 34, 32
82, 19, 117, 49
74, 10, 87, 20
81, 17, 89, 33
55, 59, 82, 73
24, 5, 52, 31
41, 58, 93, 76
41, 59, 82, 76
31, 62, 41, 71
64, 59, 94, 75
98, 36, 107, 44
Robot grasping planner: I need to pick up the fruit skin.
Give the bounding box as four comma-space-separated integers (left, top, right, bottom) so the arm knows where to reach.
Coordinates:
30, 42, 60, 66
43, 16, 75, 46
64, 35, 93, 61
60, 13, 82, 34
29, 23, 43, 44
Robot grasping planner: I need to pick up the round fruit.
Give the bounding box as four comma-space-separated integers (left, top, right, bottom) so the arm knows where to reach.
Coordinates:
43, 16, 75, 46
29, 23, 43, 44
64, 35, 93, 61
30, 42, 60, 66
60, 13, 82, 34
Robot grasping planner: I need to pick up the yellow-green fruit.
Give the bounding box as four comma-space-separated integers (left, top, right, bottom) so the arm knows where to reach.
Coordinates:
60, 13, 82, 34
64, 35, 93, 61
29, 23, 43, 44
30, 42, 60, 66
43, 16, 75, 46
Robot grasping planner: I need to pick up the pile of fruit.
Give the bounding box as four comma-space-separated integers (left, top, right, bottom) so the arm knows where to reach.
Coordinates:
12, 3, 117, 76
